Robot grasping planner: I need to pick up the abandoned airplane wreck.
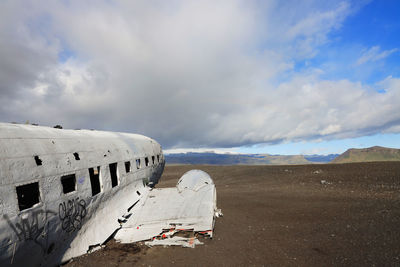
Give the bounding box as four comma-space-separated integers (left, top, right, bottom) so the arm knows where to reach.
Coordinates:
0, 123, 221, 266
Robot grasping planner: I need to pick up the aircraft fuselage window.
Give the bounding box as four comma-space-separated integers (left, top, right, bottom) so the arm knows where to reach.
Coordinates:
136, 159, 141, 169
145, 157, 149, 167
34, 155, 42, 166
109, 162, 118, 187
152, 156, 155, 165
89, 166, 101, 196
16, 182, 40, 211
157, 154, 160, 163
73, 152, 80, 160
125, 161, 131, 173
61, 174, 76, 194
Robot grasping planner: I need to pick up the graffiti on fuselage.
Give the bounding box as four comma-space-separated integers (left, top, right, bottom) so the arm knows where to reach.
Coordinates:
58, 197, 87, 233
4, 209, 57, 254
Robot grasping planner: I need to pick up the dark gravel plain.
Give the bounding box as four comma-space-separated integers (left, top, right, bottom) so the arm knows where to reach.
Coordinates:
67, 162, 400, 266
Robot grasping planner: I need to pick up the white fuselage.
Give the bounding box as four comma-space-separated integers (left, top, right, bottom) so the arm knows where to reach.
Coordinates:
0, 123, 164, 266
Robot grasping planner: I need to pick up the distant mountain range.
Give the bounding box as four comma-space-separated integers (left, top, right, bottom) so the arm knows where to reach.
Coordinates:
165, 152, 339, 165
165, 146, 400, 165
304, 154, 339, 162
332, 146, 400, 163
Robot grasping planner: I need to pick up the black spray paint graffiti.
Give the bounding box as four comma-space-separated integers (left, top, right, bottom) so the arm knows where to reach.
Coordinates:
58, 197, 87, 233
4, 209, 57, 254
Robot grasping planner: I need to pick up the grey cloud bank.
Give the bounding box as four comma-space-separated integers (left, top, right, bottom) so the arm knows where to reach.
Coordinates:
0, 0, 399, 149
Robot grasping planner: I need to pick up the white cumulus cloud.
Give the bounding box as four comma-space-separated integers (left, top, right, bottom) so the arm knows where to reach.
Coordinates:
0, 0, 399, 148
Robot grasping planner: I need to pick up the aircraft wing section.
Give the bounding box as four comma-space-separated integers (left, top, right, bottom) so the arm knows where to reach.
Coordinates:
114, 170, 221, 247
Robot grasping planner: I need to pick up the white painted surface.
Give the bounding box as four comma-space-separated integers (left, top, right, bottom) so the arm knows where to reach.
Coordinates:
145, 236, 204, 248
115, 170, 217, 243
0, 123, 219, 266
0, 123, 164, 266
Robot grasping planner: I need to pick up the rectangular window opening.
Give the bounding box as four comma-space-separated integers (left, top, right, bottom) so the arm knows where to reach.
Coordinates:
145, 157, 149, 167
61, 174, 76, 194
34, 155, 42, 166
73, 152, 80, 160
16, 182, 40, 211
157, 154, 160, 163
136, 159, 141, 169
109, 162, 118, 187
89, 166, 101, 196
151, 156, 155, 165
125, 161, 131, 173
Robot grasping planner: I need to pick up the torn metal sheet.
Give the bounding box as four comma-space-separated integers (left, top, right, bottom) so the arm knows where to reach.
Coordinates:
145, 236, 203, 248
115, 170, 218, 245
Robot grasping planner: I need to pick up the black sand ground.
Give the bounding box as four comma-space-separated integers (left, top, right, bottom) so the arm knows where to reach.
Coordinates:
67, 162, 400, 266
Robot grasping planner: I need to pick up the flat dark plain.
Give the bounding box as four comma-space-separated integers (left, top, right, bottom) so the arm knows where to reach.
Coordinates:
67, 162, 400, 266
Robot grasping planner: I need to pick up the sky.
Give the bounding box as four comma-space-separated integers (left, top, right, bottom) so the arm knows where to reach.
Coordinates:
0, 0, 399, 155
